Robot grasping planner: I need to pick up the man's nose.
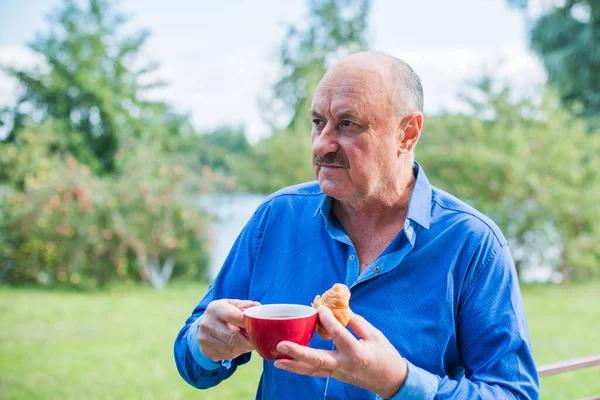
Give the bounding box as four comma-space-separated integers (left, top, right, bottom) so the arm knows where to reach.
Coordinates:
312, 124, 339, 157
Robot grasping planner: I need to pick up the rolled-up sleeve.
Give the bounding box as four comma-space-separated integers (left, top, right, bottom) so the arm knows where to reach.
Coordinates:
185, 316, 231, 371
390, 359, 438, 400
174, 311, 249, 389
174, 206, 266, 389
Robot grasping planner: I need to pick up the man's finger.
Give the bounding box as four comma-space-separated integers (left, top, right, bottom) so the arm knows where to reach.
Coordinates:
274, 358, 333, 378
210, 334, 254, 356
210, 324, 252, 349
215, 303, 246, 327
346, 312, 380, 340
276, 341, 338, 371
228, 299, 260, 310
200, 326, 254, 359
317, 306, 357, 352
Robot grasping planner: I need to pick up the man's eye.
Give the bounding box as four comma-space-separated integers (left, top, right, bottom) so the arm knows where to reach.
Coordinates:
340, 120, 355, 127
312, 119, 324, 127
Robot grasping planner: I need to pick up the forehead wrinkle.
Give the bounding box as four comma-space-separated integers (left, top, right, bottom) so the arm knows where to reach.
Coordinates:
312, 68, 393, 125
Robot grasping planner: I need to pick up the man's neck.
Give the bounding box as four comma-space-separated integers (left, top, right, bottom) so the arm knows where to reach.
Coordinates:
331, 166, 416, 270
333, 165, 416, 229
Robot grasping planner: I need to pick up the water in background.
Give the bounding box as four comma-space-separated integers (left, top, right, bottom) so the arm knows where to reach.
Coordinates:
199, 193, 266, 280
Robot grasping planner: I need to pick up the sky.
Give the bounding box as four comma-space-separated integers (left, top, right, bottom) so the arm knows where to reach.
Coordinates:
0, 0, 547, 142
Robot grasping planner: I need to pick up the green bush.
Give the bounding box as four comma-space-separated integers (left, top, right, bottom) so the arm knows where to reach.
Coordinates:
419, 86, 600, 282
0, 130, 213, 289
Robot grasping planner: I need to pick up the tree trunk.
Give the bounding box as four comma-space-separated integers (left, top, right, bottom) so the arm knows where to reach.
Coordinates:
514, 259, 522, 282
561, 246, 570, 285
140, 256, 175, 289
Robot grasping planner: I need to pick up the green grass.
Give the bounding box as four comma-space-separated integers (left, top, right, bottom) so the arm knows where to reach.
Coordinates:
522, 283, 600, 399
0, 282, 598, 400
0, 283, 262, 400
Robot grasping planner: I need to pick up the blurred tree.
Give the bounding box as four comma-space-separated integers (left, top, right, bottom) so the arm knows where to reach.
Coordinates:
0, 128, 212, 289
0, 0, 188, 176
204, 125, 250, 154
419, 78, 600, 282
508, 0, 600, 120
193, 125, 251, 174
264, 0, 370, 129
0, 0, 221, 289
235, 128, 316, 193
240, 0, 371, 193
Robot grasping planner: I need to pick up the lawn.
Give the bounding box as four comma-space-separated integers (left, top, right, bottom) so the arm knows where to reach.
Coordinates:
0, 282, 598, 400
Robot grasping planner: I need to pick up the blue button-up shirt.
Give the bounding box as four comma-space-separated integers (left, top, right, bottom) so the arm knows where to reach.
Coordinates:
174, 164, 539, 399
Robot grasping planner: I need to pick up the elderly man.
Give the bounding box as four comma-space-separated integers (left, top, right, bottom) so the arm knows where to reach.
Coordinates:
174, 52, 540, 399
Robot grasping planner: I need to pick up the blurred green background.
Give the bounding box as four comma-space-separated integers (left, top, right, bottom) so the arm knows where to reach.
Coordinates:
0, 0, 599, 399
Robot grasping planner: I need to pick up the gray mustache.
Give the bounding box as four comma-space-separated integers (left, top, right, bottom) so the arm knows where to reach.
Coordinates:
314, 151, 348, 168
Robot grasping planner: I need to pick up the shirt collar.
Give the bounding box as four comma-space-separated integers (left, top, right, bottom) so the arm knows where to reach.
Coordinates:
313, 161, 432, 230
406, 162, 432, 230
313, 193, 332, 218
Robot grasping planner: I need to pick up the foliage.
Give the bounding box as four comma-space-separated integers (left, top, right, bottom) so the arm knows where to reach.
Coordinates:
0, 0, 221, 290
234, 128, 314, 193
106, 140, 214, 287
419, 78, 600, 281
0, 127, 211, 289
240, 0, 371, 193
0, 119, 69, 188
508, 0, 600, 120
264, 0, 370, 129
184, 125, 251, 182
0, 0, 189, 176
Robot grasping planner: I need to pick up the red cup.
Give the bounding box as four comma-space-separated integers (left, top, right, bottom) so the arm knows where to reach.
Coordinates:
242, 304, 318, 360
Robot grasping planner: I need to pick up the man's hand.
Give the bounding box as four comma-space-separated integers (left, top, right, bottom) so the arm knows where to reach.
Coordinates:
274, 306, 408, 399
198, 299, 260, 361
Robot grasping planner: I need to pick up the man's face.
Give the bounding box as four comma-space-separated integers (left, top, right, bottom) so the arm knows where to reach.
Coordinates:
311, 67, 400, 203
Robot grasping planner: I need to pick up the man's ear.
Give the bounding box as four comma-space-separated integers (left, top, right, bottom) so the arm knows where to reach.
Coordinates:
397, 112, 423, 156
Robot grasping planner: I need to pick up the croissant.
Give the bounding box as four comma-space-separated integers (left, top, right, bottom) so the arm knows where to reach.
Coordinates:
312, 283, 352, 339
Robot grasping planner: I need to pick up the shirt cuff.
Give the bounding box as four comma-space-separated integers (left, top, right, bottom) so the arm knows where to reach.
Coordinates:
390, 359, 438, 400
186, 316, 233, 371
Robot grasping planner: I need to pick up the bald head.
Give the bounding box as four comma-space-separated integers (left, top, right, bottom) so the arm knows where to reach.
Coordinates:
323, 51, 423, 118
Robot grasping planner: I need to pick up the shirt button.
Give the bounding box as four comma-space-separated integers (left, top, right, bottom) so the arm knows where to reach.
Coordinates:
349, 255, 355, 260
374, 266, 381, 273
